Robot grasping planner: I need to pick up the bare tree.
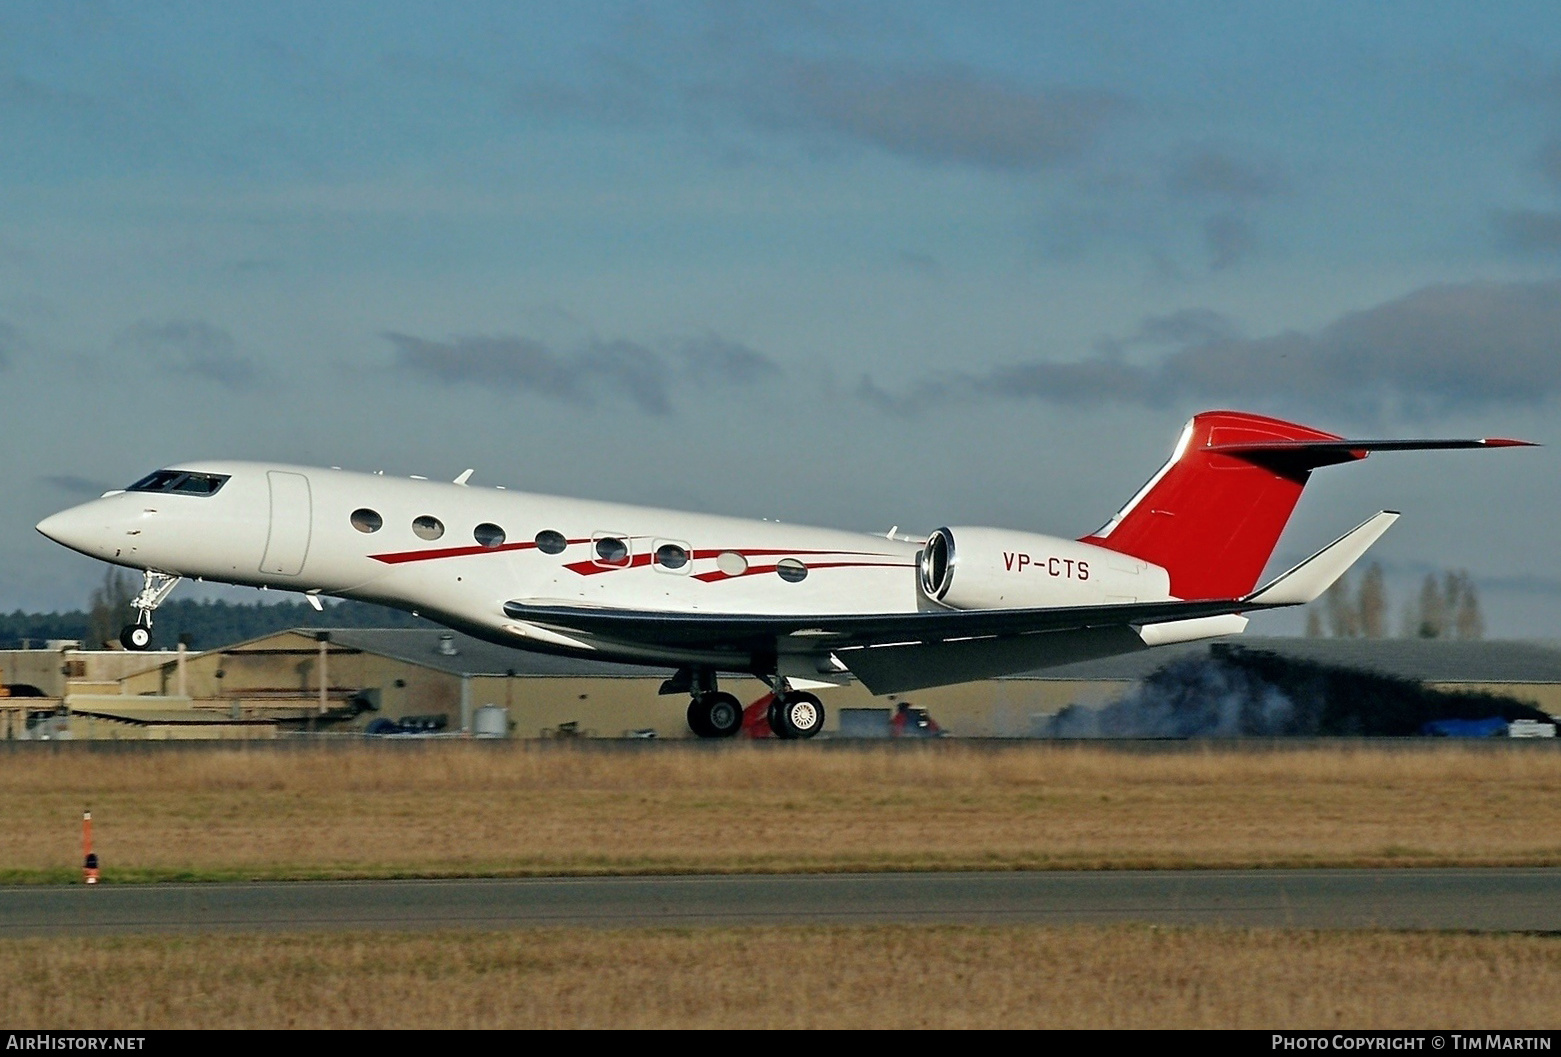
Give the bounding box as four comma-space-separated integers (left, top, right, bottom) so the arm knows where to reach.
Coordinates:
1443, 571, 1464, 628
1453, 573, 1485, 640
1398, 599, 1417, 639
1305, 609, 1324, 638
1416, 574, 1446, 639
1324, 574, 1359, 638
1358, 562, 1388, 638
87, 568, 134, 648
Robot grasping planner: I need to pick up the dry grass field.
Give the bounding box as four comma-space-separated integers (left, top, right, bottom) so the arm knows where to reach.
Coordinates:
1, 741, 1557, 882
2, 924, 1556, 1029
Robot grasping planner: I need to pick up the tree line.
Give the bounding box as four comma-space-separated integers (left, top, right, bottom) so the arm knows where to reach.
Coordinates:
1304, 563, 1484, 640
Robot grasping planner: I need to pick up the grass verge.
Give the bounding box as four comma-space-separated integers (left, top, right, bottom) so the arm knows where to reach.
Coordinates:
3, 741, 1558, 882
2, 925, 1557, 1029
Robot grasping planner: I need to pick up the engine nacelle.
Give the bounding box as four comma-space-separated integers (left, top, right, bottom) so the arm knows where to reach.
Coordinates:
919, 526, 1173, 610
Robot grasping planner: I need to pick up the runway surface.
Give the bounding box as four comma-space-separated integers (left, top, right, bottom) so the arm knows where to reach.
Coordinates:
1, 869, 1558, 936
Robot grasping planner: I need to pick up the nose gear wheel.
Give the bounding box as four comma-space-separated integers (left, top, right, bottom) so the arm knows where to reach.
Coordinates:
117, 570, 182, 651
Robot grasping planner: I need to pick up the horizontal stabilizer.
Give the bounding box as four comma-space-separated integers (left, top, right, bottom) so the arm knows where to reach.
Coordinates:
1209, 437, 1535, 454
1208, 436, 1537, 473
1243, 510, 1400, 607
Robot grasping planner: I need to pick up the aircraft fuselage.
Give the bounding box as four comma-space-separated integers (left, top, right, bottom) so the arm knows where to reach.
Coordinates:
38, 461, 1137, 669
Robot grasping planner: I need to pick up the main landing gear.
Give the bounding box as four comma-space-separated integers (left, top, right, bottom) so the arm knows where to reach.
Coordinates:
687, 691, 744, 739
663, 668, 826, 740
118, 570, 181, 651
766, 688, 825, 740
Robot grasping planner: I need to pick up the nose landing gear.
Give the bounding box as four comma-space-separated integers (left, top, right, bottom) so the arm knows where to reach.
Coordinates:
117, 570, 182, 651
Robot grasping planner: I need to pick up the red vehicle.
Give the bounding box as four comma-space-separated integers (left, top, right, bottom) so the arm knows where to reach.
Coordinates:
890, 702, 943, 738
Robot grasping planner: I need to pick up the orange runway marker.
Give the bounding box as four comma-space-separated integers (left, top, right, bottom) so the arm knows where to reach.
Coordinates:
82, 809, 99, 885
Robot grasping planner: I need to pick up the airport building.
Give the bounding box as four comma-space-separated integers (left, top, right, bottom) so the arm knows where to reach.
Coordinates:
1, 629, 1559, 740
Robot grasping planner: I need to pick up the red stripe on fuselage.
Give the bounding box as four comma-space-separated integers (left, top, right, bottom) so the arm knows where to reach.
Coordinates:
692, 560, 914, 582
371, 540, 537, 564
373, 539, 899, 570
369, 537, 591, 565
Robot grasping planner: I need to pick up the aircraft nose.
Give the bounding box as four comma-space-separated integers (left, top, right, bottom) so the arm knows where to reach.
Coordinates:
36, 505, 102, 555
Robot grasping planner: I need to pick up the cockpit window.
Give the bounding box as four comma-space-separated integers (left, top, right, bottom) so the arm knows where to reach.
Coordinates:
127, 470, 231, 496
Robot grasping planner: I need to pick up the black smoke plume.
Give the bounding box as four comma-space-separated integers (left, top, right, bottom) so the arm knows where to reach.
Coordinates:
1043, 645, 1550, 738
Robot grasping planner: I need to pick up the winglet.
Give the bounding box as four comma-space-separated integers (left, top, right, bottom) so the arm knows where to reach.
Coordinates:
1243, 510, 1400, 607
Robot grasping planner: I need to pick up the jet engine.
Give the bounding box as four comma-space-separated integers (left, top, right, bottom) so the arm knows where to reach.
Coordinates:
919, 526, 1173, 610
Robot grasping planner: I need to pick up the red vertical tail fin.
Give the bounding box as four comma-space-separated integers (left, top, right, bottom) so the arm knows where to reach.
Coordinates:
1080, 411, 1359, 600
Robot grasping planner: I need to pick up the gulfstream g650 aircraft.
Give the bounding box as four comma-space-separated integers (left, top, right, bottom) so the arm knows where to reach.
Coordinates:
36, 410, 1531, 739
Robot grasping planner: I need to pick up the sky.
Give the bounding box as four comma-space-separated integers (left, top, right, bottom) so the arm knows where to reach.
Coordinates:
3, 1, 1561, 636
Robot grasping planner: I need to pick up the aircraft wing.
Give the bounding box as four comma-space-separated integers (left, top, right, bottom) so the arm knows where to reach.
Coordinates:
502, 594, 1255, 654
503, 595, 1251, 694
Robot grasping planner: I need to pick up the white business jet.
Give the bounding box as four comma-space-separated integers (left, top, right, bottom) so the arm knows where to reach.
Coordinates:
35, 410, 1531, 739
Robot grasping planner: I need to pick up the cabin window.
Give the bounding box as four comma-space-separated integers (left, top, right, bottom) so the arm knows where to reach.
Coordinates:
654, 542, 690, 571
412, 515, 445, 541
128, 470, 231, 496
535, 530, 567, 555
776, 558, 809, 583
716, 551, 748, 577
473, 523, 506, 548
350, 508, 383, 533
594, 534, 630, 567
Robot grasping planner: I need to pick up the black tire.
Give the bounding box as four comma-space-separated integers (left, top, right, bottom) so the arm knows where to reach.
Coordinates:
686, 699, 715, 738
767, 696, 793, 739
120, 624, 152, 651
703, 692, 743, 738
768, 691, 824, 740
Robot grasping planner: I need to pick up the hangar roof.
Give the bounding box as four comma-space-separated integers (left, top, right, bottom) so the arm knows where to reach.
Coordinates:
1018, 637, 1561, 685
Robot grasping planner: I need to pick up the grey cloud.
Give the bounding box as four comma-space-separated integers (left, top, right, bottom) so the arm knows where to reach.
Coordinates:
853, 374, 909, 415
510, 28, 1130, 174
679, 335, 782, 385
863, 280, 1561, 415
387, 330, 781, 415
1133, 308, 1242, 346
1093, 308, 1242, 358
386, 332, 590, 403
41, 474, 111, 498
1165, 147, 1286, 203
1204, 212, 1258, 270
1490, 208, 1561, 252
1160, 147, 1286, 270
579, 340, 671, 415
0, 320, 22, 367
895, 250, 942, 277
510, 46, 667, 127
0, 72, 92, 112
746, 59, 1130, 171
1536, 138, 1561, 187
116, 319, 259, 389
